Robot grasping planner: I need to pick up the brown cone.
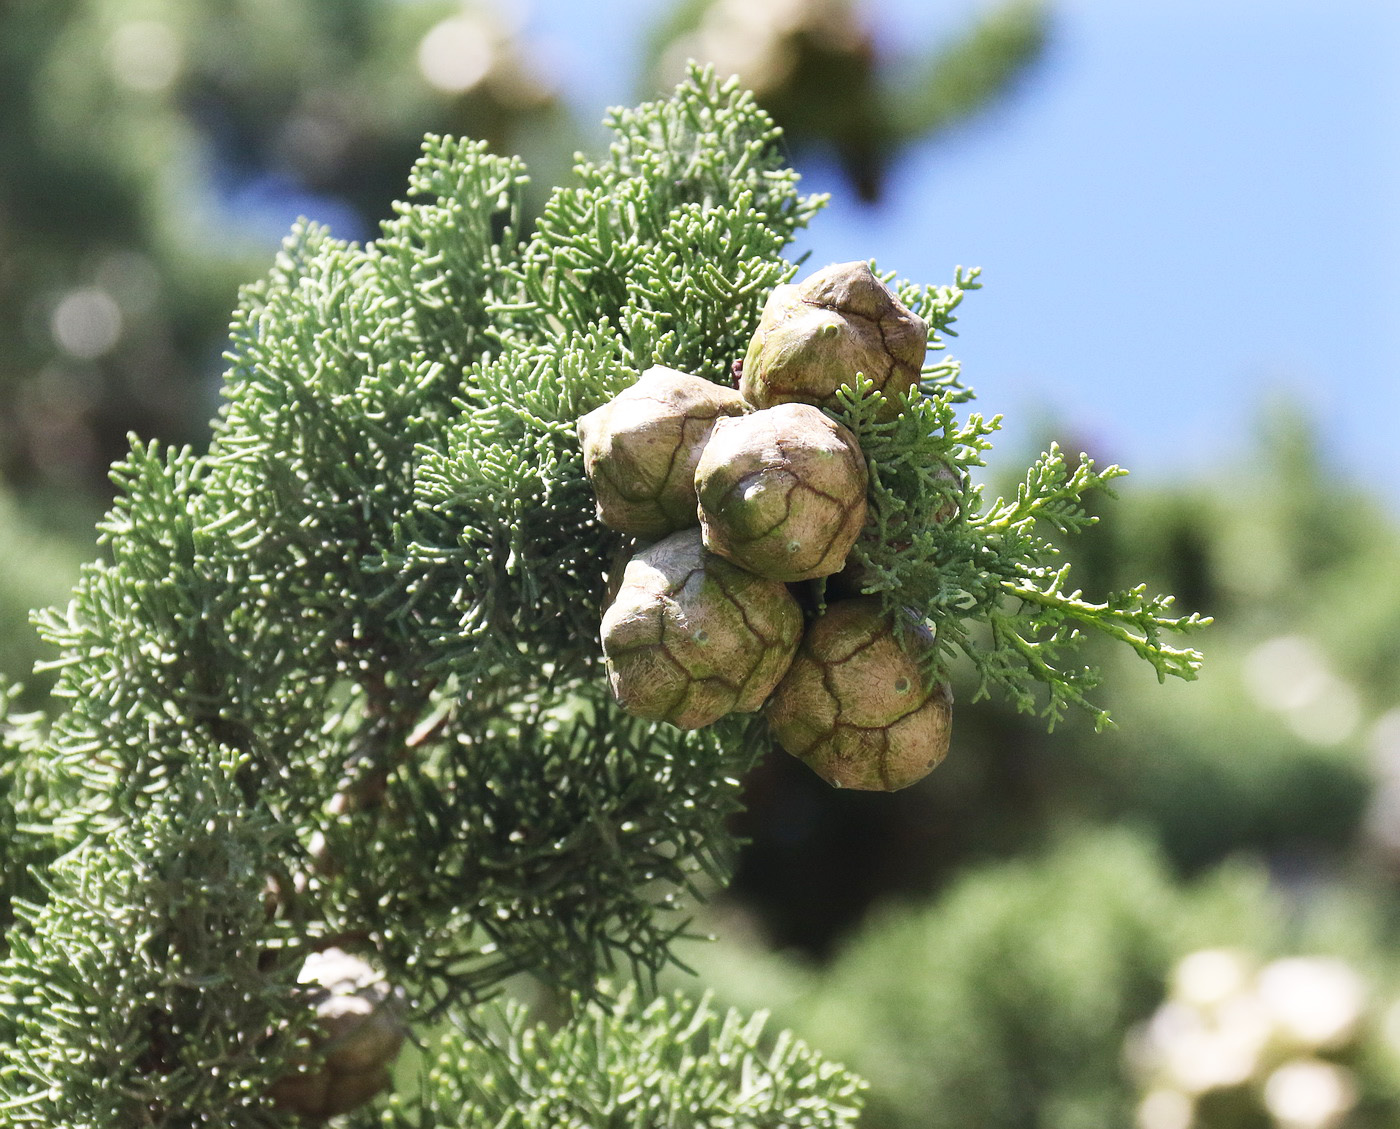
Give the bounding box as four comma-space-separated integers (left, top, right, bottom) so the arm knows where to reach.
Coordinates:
577, 365, 748, 539
269, 949, 407, 1122
601, 528, 803, 729
767, 598, 952, 791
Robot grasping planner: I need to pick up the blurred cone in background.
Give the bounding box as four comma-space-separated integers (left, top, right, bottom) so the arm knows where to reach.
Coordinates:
644, 0, 1048, 201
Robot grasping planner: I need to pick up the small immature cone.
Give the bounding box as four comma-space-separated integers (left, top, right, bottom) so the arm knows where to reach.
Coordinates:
696, 403, 867, 583
741, 262, 928, 413
601, 528, 803, 729
767, 597, 952, 791
270, 948, 407, 1122
577, 365, 748, 539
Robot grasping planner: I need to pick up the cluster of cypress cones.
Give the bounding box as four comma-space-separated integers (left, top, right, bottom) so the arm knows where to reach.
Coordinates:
580, 263, 955, 792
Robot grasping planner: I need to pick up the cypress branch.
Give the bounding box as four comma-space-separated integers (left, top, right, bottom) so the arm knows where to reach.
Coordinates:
0, 63, 1206, 1123
391, 990, 865, 1129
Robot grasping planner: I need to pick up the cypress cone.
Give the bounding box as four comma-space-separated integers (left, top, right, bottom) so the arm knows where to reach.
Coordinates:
741, 261, 928, 414
577, 365, 748, 539
695, 402, 868, 583
269, 949, 407, 1122
766, 597, 953, 791
601, 528, 803, 729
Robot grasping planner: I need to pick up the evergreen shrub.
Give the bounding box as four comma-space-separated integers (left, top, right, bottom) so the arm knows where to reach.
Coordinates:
0, 67, 1204, 1126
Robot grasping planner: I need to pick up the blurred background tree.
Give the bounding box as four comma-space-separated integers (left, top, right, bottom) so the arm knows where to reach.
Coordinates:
6, 2, 1400, 1127
0, 0, 568, 499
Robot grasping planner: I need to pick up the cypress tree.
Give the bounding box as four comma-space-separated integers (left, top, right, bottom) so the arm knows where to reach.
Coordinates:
0, 68, 1204, 1126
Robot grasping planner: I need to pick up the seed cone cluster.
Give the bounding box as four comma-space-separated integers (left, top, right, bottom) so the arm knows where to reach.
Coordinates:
578, 262, 954, 792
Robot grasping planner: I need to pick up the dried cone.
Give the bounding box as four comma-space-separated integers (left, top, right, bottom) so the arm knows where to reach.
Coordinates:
270, 948, 407, 1122
767, 598, 952, 791
602, 528, 803, 729
741, 261, 928, 413
696, 403, 867, 583
577, 365, 748, 539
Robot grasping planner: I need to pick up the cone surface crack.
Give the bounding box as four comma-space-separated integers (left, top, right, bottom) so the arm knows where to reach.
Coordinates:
714, 580, 768, 648
654, 404, 729, 509
721, 582, 780, 703
662, 567, 707, 599
800, 489, 850, 567
658, 612, 744, 695
813, 660, 844, 750
870, 306, 910, 384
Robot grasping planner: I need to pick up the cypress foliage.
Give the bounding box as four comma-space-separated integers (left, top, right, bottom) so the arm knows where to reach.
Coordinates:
394, 991, 864, 1128
0, 67, 1203, 1125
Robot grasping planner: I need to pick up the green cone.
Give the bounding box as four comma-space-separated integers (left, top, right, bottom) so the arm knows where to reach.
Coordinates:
696, 402, 868, 583
741, 261, 927, 413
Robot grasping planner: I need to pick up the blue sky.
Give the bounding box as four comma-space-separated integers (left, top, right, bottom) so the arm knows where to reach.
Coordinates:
524, 0, 1400, 509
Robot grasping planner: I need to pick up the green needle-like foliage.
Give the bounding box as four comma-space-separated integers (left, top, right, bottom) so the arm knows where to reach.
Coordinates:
0, 64, 1205, 1125
1, 746, 309, 1127
393, 990, 864, 1129
0, 679, 40, 936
